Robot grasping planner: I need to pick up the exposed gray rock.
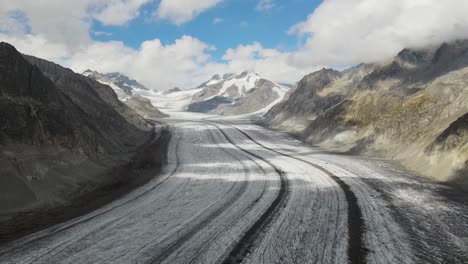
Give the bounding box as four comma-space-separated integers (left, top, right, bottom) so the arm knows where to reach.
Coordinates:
126, 95, 169, 118
191, 82, 224, 103
223, 73, 236, 79
196, 74, 223, 88
162, 87, 182, 95
187, 96, 232, 113
105, 72, 148, 90
236, 71, 249, 79
360, 39, 468, 88
217, 79, 281, 115
427, 113, 468, 159
264, 68, 348, 132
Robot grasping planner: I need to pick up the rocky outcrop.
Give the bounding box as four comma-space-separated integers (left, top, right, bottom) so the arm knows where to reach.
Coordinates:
429, 113, 468, 152
196, 74, 226, 88
162, 87, 181, 95
263, 40, 468, 189
126, 95, 169, 118
187, 96, 232, 113
188, 71, 288, 115
264, 68, 344, 131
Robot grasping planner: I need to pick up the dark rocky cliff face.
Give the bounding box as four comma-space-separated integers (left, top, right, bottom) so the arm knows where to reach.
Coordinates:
0, 43, 91, 151
0, 42, 158, 215
23, 53, 151, 157
262, 40, 468, 189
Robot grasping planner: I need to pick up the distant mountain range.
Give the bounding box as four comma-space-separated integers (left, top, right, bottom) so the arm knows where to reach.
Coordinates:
263, 40, 468, 189
162, 87, 182, 95
83, 70, 149, 99
83, 70, 167, 118
187, 71, 289, 115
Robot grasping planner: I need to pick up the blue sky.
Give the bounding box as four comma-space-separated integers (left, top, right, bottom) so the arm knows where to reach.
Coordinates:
92, 0, 320, 62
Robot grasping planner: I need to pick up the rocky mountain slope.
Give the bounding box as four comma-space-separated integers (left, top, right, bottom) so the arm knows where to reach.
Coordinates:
126, 95, 169, 119
0, 42, 169, 230
188, 71, 288, 115
162, 87, 181, 95
83, 70, 149, 100
263, 40, 468, 189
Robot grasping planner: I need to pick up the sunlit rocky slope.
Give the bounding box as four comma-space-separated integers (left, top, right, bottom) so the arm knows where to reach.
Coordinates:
126, 94, 169, 119
263, 40, 468, 189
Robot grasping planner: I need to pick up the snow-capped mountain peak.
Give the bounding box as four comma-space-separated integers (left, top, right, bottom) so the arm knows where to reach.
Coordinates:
197, 73, 230, 88
82, 70, 149, 100
188, 71, 289, 115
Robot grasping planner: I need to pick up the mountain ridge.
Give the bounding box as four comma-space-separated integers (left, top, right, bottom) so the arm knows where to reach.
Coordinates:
188, 70, 289, 115
263, 40, 468, 189
83, 69, 149, 100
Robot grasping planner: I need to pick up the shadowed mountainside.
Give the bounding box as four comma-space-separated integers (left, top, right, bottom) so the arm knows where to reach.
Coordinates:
0, 42, 168, 221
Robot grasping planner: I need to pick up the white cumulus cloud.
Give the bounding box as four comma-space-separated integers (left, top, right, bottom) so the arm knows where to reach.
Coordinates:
69, 36, 215, 90
155, 0, 223, 25
0, 0, 152, 50
217, 42, 322, 85
212, 17, 223, 24
289, 0, 468, 67
0, 33, 72, 62
2, 0, 468, 90
92, 0, 152, 26
256, 0, 275, 12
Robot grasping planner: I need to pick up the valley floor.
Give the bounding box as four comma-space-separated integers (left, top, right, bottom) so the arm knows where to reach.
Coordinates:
0, 112, 467, 264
